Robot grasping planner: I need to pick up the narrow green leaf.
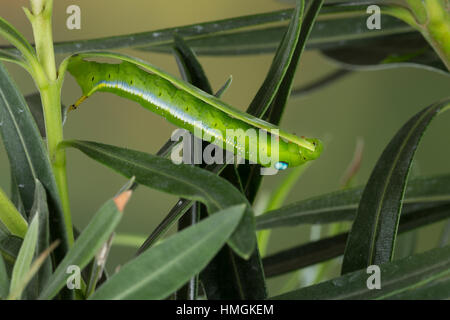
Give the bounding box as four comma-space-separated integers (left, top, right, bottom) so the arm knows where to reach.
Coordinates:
112, 233, 147, 248
263, 202, 450, 278
0, 16, 36, 65
0, 251, 9, 298
342, 98, 450, 274
0, 62, 69, 263
9, 213, 39, 299
322, 32, 449, 76
38, 184, 132, 300
201, 167, 266, 299
7, 240, 59, 300
262, 0, 324, 122
173, 34, 212, 93
214, 76, 232, 98
200, 242, 267, 300
25, 180, 51, 298
50, 9, 296, 54
240, 0, 324, 227
145, 13, 411, 56
386, 278, 450, 300
256, 173, 450, 229
85, 234, 114, 298
0, 186, 27, 237
90, 204, 245, 300
0, 3, 407, 55
61, 140, 255, 259
0, 49, 29, 70
247, 0, 304, 116
0, 3, 407, 57
272, 245, 450, 300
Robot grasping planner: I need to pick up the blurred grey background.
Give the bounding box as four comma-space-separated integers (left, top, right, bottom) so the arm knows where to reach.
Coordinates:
0, 0, 449, 295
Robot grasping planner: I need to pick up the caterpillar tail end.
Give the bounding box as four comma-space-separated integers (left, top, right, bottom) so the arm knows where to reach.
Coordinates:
69, 95, 88, 112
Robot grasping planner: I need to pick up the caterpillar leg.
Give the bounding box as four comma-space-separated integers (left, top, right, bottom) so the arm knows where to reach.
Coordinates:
69, 95, 88, 112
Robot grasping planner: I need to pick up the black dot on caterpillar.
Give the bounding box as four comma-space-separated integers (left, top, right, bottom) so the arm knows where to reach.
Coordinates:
91, 76, 94, 82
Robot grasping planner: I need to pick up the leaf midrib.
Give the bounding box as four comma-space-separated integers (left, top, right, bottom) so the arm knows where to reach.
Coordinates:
71, 141, 226, 211
367, 107, 435, 265
259, 194, 450, 226
0, 86, 37, 180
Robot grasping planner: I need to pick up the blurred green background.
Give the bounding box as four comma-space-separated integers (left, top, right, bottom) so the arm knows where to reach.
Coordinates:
0, 0, 449, 295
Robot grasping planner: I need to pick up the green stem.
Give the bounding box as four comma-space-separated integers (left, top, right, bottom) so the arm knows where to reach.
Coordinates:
26, 0, 73, 245
40, 84, 73, 244
26, 0, 57, 81
406, 0, 428, 24
113, 233, 149, 248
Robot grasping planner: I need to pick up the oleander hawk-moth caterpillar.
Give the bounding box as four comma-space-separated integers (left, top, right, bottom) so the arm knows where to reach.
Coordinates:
67, 56, 323, 170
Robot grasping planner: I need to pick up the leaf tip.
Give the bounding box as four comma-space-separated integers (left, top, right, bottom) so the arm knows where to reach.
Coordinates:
114, 190, 132, 213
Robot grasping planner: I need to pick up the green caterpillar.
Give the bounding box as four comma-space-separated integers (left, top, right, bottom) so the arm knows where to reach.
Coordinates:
67, 56, 323, 170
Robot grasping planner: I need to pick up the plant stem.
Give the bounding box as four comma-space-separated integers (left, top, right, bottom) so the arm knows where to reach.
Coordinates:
385, 0, 450, 70
40, 83, 73, 244
406, 0, 428, 24
421, 0, 450, 70
27, 0, 74, 245
27, 0, 56, 81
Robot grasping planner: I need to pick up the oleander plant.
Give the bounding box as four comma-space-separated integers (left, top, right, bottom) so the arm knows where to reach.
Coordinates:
0, 0, 449, 300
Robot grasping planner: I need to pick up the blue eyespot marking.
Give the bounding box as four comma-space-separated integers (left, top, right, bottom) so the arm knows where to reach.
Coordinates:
275, 161, 288, 170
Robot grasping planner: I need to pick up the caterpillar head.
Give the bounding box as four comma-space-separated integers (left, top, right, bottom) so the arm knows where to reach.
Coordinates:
276, 138, 323, 170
